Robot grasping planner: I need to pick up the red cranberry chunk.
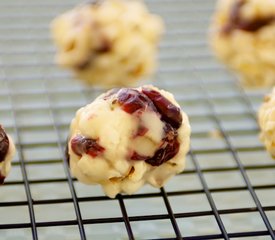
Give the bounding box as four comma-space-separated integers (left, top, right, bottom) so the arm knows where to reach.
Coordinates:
135, 125, 148, 137
71, 135, 105, 158
222, 0, 275, 34
0, 126, 9, 163
95, 38, 112, 53
74, 40, 112, 71
131, 152, 148, 161
131, 124, 180, 166
0, 172, 5, 185
238, 17, 274, 32
146, 124, 180, 166
75, 58, 92, 70
116, 88, 156, 114
142, 88, 182, 129
145, 140, 179, 166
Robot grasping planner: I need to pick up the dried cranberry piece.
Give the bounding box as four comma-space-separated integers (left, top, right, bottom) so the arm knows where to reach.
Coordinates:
145, 141, 180, 166
130, 152, 148, 161
95, 38, 112, 53
0, 172, 5, 185
145, 124, 180, 166
116, 88, 156, 114
135, 125, 148, 137
222, 0, 275, 34
75, 58, 92, 70
71, 135, 105, 158
0, 126, 9, 163
74, 39, 112, 70
131, 124, 180, 166
107, 87, 182, 130
238, 17, 274, 32
142, 88, 182, 129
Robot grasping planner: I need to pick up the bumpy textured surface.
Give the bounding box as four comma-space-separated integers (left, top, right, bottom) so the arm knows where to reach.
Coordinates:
210, 0, 275, 88
51, 0, 164, 87
67, 85, 191, 198
259, 88, 275, 157
0, 125, 15, 184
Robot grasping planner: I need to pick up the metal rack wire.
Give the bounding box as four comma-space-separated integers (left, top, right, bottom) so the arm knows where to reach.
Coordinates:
0, 0, 274, 239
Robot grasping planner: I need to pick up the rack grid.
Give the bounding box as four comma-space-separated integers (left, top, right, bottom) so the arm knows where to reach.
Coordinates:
0, 0, 275, 239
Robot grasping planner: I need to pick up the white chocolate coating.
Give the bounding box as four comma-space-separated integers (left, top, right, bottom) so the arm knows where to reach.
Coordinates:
210, 0, 275, 88
68, 85, 191, 198
52, 0, 164, 87
259, 87, 275, 157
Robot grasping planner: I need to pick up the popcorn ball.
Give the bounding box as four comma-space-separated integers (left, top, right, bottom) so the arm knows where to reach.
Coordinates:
51, 0, 164, 87
0, 125, 15, 184
258, 87, 275, 157
210, 0, 275, 88
67, 85, 191, 198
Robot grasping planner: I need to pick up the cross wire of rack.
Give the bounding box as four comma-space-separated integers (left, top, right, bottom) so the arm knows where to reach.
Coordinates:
0, 0, 274, 239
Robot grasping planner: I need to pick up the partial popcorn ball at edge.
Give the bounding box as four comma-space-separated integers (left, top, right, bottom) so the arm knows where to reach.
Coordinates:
210, 0, 275, 88
0, 125, 16, 184
258, 87, 275, 158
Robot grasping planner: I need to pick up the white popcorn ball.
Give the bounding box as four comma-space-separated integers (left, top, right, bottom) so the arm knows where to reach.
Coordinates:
67, 85, 191, 198
52, 0, 164, 87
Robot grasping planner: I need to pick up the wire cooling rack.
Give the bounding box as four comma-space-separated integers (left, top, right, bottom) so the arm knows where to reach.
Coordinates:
0, 0, 275, 239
